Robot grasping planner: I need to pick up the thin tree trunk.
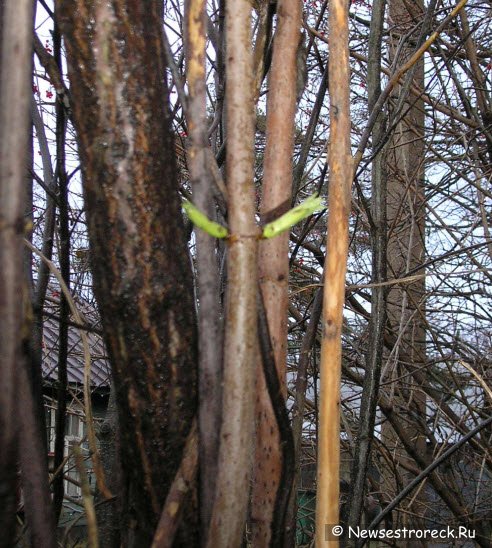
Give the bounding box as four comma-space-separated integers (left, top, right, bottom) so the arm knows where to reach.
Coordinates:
152, 419, 199, 548
95, 384, 121, 548
18, 355, 57, 548
315, 0, 352, 544
253, 0, 301, 545
345, 0, 388, 535
52, 20, 70, 522
28, 95, 57, 473
184, 0, 223, 539
24, 99, 51, 474
292, 65, 328, 200
206, 0, 257, 544
382, 0, 427, 534
1, 2, 56, 546
0, 2, 28, 543
286, 287, 323, 546
31, 93, 57, 330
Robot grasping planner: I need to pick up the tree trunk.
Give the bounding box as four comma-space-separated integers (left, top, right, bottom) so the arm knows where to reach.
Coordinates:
1, 1, 55, 546
206, 0, 258, 544
95, 384, 121, 548
252, 0, 301, 544
57, 1, 198, 545
383, 0, 427, 535
315, 0, 352, 544
345, 0, 388, 535
0, 0, 26, 536
184, 0, 223, 538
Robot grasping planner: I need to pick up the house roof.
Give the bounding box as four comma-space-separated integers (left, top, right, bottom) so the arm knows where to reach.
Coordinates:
42, 289, 111, 389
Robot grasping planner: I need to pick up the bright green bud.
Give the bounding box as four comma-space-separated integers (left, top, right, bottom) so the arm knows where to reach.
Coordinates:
183, 199, 229, 239
262, 194, 325, 239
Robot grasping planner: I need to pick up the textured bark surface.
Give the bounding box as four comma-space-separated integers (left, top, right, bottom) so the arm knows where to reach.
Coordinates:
152, 419, 198, 548
0, 2, 23, 541
1, 1, 56, 546
383, 0, 427, 535
184, 0, 223, 538
286, 288, 323, 545
253, 0, 301, 544
52, 35, 70, 517
95, 386, 121, 548
206, 0, 258, 544
316, 0, 352, 543
57, 1, 198, 545
344, 0, 387, 535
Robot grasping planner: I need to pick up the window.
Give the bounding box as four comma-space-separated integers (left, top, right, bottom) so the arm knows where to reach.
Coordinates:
64, 410, 85, 498
65, 411, 84, 439
45, 401, 87, 498
65, 439, 82, 498
45, 404, 56, 455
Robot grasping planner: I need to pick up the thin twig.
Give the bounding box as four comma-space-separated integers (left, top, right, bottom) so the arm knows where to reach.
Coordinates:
458, 360, 492, 402
359, 415, 492, 547
151, 419, 198, 548
24, 239, 112, 500
257, 288, 296, 547
73, 445, 99, 548
352, 0, 469, 175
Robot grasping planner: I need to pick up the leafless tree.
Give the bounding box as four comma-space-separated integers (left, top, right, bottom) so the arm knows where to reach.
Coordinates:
1, 0, 491, 546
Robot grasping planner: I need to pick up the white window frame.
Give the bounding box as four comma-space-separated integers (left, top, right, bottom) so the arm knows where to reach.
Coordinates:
64, 409, 85, 499
45, 404, 56, 455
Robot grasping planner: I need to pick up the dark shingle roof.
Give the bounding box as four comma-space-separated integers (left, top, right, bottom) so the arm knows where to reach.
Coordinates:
42, 290, 110, 389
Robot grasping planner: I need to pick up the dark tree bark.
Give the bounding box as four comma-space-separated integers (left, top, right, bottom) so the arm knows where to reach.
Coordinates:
18, 353, 57, 548
95, 384, 121, 548
1, 1, 56, 546
345, 0, 388, 535
30, 95, 56, 461
285, 287, 323, 545
52, 20, 70, 522
57, 1, 198, 545
382, 0, 428, 536
0, 3, 22, 543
